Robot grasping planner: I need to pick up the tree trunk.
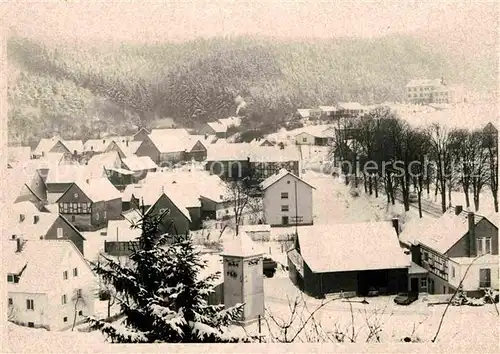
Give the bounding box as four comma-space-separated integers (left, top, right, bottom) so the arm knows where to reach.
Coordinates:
374, 174, 378, 198
363, 173, 368, 193
463, 183, 471, 208
494, 193, 498, 213
448, 179, 452, 208
72, 297, 80, 331
368, 174, 373, 195
418, 191, 423, 218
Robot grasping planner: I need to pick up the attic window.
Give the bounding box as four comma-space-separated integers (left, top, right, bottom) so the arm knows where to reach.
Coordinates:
172, 181, 177, 184
74, 193, 78, 198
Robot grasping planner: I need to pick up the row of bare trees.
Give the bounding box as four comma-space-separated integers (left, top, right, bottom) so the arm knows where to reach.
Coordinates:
332, 107, 498, 216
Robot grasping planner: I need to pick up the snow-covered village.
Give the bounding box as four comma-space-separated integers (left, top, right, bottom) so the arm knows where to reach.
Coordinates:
2, 2, 499, 353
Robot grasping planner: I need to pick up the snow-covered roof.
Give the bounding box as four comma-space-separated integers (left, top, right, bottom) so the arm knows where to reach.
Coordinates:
337, 102, 365, 111
260, 168, 315, 190
221, 231, 265, 257
121, 156, 158, 171
297, 109, 310, 118
406, 79, 442, 87
112, 140, 142, 157
298, 222, 409, 273
207, 143, 301, 162
45, 165, 90, 184
319, 105, 337, 112
147, 129, 195, 153
60, 140, 84, 154
83, 139, 111, 153
206, 121, 227, 133
10, 212, 84, 243
106, 219, 142, 242
294, 125, 333, 138
71, 178, 122, 202
86, 151, 121, 177
4, 167, 44, 204
3, 239, 91, 293
218, 117, 242, 129
400, 209, 487, 254
33, 137, 60, 156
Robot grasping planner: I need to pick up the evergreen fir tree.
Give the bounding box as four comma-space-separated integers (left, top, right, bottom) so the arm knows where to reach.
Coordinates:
86, 207, 247, 343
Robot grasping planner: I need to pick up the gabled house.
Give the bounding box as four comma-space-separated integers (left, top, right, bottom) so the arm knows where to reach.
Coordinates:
51, 140, 84, 157
121, 156, 158, 176
103, 219, 142, 257
8, 210, 86, 255
85, 151, 122, 178
287, 222, 410, 298
33, 136, 60, 158
105, 140, 142, 159
318, 106, 337, 121
135, 129, 191, 165
5, 239, 95, 331
260, 169, 315, 227
184, 136, 208, 161
250, 138, 275, 147
294, 126, 333, 146
132, 127, 150, 142
6, 167, 48, 210
198, 122, 227, 139
56, 178, 122, 231
336, 102, 366, 118
45, 165, 90, 203
400, 206, 499, 297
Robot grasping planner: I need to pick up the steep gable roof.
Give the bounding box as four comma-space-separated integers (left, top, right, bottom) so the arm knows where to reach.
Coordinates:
400, 209, 488, 254
59, 140, 84, 154
112, 140, 142, 157
33, 137, 60, 156
260, 168, 315, 190
206, 121, 227, 134
72, 178, 122, 202
298, 222, 409, 273
4, 239, 92, 293
122, 156, 158, 171
144, 192, 192, 222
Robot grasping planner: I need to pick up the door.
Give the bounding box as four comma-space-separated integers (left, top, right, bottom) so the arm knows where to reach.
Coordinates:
282, 216, 289, 225
410, 277, 419, 294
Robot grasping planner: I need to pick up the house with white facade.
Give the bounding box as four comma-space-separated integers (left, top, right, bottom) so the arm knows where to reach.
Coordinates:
400, 206, 498, 297
260, 169, 315, 227
5, 239, 96, 331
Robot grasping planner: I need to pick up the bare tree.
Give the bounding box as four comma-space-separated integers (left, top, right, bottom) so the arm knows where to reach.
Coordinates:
223, 177, 261, 236
469, 131, 489, 211
428, 123, 453, 213
483, 127, 498, 212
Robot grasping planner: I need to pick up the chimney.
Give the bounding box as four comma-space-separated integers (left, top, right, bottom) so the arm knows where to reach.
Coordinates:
126, 140, 129, 147
16, 238, 22, 253
468, 212, 476, 257
86, 178, 90, 184
103, 139, 106, 144
392, 217, 400, 236
33, 215, 39, 224
19, 214, 25, 222
455, 205, 463, 215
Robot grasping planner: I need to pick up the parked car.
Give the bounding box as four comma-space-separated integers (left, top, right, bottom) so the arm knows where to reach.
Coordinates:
409, 192, 418, 203
367, 287, 380, 297
263, 257, 277, 278
394, 292, 418, 305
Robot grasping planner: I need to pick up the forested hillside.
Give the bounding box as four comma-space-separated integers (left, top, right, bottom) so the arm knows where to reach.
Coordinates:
7, 35, 495, 146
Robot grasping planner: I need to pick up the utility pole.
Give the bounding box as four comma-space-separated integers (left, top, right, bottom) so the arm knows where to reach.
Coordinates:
294, 180, 298, 236
258, 314, 262, 343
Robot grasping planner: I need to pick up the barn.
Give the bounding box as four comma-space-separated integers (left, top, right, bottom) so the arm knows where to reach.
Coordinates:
287, 222, 410, 298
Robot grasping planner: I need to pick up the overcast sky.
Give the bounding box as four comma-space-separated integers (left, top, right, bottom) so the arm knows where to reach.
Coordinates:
2, 1, 498, 44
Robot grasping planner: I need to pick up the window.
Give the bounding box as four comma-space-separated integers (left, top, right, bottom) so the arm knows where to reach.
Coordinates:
76, 289, 82, 297
281, 205, 289, 212
476, 238, 483, 255
477, 237, 492, 255
63, 317, 68, 322
78, 310, 83, 316
104, 210, 107, 219
485, 238, 491, 254
281, 192, 289, 199
57, 227, 63, 238
26, 299, 34, 310
420, 278, 427, 288
451, 266, 456, 278
28, 322, 34, 328
63, 271, 68, 280
7, 274, 14, 283
479, 268, 491, 288
8, 298, 13, 305
61, 294, 67, 305
73, 193, 78, 199
96, 212, 99, 220
302, 137, 307, 142
73, 267, 78, 277
423, 252, 428, 262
